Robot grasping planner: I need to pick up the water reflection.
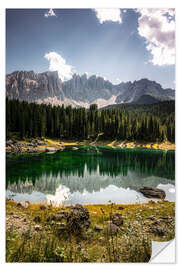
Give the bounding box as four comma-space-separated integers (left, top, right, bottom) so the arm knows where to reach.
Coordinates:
6, 147, 175, 205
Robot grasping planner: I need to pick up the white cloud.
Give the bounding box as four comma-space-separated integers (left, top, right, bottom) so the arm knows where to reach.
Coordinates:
44, 8, 56, 18
44, 52, 73, 81
94, 8, 122, 24
136, 8, 175, 66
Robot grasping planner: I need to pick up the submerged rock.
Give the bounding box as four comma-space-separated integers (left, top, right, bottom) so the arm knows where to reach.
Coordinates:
139, 187, 166, 199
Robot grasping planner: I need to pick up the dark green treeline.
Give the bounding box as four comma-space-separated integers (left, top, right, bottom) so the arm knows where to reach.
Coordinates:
6, 99, 175, 142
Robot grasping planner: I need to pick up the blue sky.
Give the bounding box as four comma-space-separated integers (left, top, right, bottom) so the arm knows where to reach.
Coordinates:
6, 8, 175, 88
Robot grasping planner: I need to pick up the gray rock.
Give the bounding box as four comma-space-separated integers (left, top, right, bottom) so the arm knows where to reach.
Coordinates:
139, 187, 166, 199
112, 212, 123, 226
67, 204, 90, 232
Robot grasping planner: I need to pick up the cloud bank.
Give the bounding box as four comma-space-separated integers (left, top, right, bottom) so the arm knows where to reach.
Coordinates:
94, 8, 122, 24
44, 52, 73, 81
136, 9, 175, 66
44, 8, 56, 18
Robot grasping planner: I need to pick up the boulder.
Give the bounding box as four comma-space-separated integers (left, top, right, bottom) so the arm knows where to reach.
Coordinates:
67, 204, 90, 232
112, 212, 123, 226
139, 187, 166, 199
45, 147, 56, 152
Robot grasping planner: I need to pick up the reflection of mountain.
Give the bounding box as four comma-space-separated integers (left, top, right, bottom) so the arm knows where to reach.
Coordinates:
6, 147, 175, 195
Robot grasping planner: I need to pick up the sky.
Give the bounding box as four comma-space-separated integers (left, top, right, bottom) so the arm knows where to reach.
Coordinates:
6, 8, 175, 89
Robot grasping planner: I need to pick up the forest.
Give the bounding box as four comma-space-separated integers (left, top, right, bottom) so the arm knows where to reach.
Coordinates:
6, 98, 175, 142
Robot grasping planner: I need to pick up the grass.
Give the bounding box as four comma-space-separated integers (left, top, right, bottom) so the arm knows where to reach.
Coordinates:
6, 199, 175, 263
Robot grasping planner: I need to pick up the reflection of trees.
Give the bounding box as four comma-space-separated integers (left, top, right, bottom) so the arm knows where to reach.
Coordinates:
6, 147, 175, 194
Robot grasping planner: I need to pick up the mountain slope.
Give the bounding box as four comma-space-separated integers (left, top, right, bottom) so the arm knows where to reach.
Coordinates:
6, 71, 175, 107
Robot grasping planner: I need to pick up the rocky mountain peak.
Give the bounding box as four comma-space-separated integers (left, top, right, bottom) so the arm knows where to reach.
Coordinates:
6, 70, 175, 107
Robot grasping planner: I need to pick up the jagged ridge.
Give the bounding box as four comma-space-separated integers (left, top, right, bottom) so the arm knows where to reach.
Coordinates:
6, 70, 175, 107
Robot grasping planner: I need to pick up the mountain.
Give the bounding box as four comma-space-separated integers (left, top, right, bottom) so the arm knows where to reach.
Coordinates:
132, 95, 160, 105
6, 71, 175, 108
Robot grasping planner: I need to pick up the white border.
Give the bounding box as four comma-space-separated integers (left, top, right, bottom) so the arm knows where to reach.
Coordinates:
0, 0, 179, 268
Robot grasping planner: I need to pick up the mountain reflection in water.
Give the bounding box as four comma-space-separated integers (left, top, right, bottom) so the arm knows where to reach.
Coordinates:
6, 146, 175, 205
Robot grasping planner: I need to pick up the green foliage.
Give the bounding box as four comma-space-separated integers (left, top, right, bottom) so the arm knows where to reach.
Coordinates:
6, 98, 175, 142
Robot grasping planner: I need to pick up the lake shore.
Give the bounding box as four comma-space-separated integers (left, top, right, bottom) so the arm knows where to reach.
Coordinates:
6, 138, 175, 154
6, 199, 175, 262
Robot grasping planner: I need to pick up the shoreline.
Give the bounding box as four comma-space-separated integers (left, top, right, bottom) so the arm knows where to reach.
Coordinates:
6, 138, 175, 154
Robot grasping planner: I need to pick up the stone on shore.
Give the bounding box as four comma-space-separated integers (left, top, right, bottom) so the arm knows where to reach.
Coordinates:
139, 187, 166, 199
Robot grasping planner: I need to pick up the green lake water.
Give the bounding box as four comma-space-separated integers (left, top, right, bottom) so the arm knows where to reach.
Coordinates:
6, 146, 175, 205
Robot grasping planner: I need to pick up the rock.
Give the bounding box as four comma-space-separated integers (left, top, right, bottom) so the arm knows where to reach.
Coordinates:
139, 187, 166, 199
40, 205, 47, 210
6, 140, 13, 146
34, 216, 41, 223
13, 215, 20, 219
67, 204, 90, 232
106, 222, 119, 235
27, 143, 34, 147
58, 210, 69, 218
72, 147, 78, 150
17, 201, 30, 209
45, 147, 56, 152
34, 225, 41, 231
148, 215, 156, 221
94, 225, 103, 231
149, 200, 156, 204
37, 140, 46, 146
151, 226, 165, 236
112, 212, 123, 226
57, 226, 66, 235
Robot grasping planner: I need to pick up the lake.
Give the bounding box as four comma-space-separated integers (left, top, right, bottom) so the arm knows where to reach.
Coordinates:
6, 146, 175, 205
